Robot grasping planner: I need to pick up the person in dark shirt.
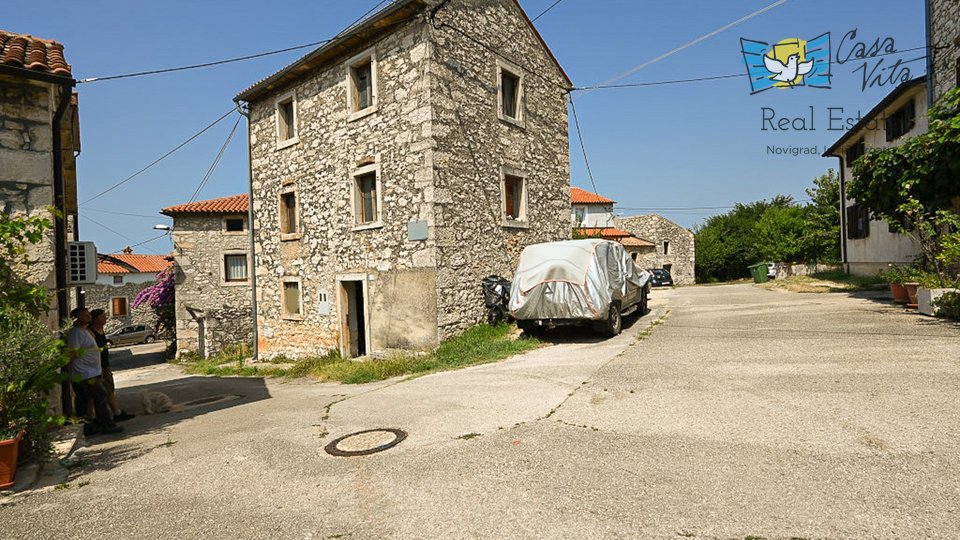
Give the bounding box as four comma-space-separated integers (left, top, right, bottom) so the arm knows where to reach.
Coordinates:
89, 309, 135, 422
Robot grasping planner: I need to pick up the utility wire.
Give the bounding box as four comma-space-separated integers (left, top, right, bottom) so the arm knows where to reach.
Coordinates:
568, 94, 599, 196
107, 233, 169, 254
81, 106, 239, 205
187, 114, 243, 204
81, 214, 137, 243
495, 0, 567, 49
83, 207, 163, 219
579, 0, 789, 96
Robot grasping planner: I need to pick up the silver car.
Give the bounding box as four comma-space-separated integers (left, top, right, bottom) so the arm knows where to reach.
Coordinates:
106, 325, 156, 347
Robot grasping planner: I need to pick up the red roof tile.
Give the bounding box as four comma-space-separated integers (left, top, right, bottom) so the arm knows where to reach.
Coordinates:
574, 227, 634, 238
98, 254, 172, 274
162, 194, 248, 215
0, 30, 71, 77
571, 187, 615, 204
618, 236, 655, 248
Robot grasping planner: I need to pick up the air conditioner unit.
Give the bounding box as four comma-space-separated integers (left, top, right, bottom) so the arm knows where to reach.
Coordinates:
67, 241, 97, 285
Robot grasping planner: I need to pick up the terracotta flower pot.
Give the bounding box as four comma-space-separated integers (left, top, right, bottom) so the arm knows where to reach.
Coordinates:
889, 282, 909, 304
0, 431, 24, 490
903, 282, 920, 308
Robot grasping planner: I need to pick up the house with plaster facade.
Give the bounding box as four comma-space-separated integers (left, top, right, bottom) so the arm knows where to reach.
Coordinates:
824, 77, 928, 276
1, 30, 80, 329
234, 0, 572, 359
83, 249, 172, 333
161, 194, 253, 358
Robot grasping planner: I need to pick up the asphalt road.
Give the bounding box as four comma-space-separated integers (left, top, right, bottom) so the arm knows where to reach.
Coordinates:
2, 284, 958, 539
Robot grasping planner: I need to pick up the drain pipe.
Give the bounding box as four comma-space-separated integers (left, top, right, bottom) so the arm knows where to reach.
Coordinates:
237, 102, 259, 362
834, 156, 848, 273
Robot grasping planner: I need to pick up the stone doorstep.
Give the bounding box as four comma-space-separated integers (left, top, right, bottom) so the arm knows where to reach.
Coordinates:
0, 424, 84, 497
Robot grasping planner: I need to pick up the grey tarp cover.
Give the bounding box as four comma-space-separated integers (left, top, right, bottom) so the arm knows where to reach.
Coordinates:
508, 239, 649, 321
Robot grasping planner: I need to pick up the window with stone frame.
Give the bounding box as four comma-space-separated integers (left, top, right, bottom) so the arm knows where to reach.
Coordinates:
276, 93, 297, 145
497, 61, 523, 124
351, 164, 381, 229
282, 278, 303, 319
224, 254, 248, 283
347, 49, 377, 119
279, 188, 300, 239
224, 217, 245, 233
111, 297, 128, 317
503, 173, 526, 222
113, 275, 123, 285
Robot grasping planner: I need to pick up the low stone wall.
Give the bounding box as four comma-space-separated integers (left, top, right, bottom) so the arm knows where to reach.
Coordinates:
774, 263, 841, 280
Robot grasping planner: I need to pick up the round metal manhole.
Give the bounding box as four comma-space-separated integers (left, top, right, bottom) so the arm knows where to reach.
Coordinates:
324, 428, 407, 457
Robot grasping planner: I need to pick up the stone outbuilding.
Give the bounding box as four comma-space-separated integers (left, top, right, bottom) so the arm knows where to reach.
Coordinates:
1, 30, 80, 329
234, 0, 572, 359
83, 249, 172, 333
161, 194, 253, 358
615, 215, 695, 285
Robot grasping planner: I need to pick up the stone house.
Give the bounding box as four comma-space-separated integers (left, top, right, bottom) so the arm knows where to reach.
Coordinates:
1, 30, 80, 329
234, 0, 572, 358
615, 214, 696, 285
823, 76, 928, 276
928, 0, 960, 103
161, 194, 253, 358
82, 249, 172, 333
571, 186, 615, 228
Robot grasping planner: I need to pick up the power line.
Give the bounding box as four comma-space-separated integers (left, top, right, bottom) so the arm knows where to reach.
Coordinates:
495, 0, 567, 49
83, 207, 163, 219
81, 214, 136, 243
107, 233, 169, 254
187, 114, 243, 203
81, 106, 240, 205
568, 94, 599, 196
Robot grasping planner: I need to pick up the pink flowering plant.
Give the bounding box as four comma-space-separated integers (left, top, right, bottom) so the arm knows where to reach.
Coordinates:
133, 268, 175, 338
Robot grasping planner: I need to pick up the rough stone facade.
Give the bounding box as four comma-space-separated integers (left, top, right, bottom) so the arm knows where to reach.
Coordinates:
83, 276, 159, 333
615, 215, 695, 285
930, 0, 960, 102
241, 0, 570, 358
1, 74, 78, 329
169, 213, 253, 358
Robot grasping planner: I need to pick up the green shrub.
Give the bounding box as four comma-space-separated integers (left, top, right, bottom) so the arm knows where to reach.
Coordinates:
933, 291, 960, 320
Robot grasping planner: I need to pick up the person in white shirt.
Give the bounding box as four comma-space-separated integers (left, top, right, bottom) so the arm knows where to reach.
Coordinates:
67, 308, 122, 435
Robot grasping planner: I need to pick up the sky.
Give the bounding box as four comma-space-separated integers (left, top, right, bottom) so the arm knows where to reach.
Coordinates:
5, 0, 928, 254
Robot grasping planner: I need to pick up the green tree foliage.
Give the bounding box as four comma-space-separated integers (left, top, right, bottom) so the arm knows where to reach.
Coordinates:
0, 212, 54, 320
804, 169, 842, 263
755, 205, 812, 262
850, 87, 960, 282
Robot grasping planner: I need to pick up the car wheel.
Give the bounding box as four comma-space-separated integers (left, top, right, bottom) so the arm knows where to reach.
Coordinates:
106, 340, 114, 347
602, 303, 622, 337
639, 290, 648, 316
145, 335, 156, 344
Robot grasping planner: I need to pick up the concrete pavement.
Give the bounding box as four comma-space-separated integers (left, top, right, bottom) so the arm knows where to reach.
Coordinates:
2, 284, 959, 538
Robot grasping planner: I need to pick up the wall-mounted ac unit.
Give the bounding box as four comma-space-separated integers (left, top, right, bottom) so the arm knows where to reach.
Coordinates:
67, 241, 97, 285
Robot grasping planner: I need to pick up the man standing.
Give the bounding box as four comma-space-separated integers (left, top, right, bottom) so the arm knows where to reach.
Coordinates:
67, 307, 123, 435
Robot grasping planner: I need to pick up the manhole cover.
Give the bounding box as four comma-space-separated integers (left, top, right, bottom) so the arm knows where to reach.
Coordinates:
324, 428, 407, 457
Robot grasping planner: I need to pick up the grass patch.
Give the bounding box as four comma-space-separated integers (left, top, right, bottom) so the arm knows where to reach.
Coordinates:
175, 323, 541, 385
760, 271, 886, 293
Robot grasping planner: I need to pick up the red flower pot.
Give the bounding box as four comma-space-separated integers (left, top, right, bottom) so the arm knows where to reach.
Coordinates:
0, 431, 24, 490
889, 282, 909, 304
904, 282, 920, 308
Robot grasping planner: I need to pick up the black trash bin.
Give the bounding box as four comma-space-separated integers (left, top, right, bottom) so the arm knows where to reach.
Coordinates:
481, 275, 512, 325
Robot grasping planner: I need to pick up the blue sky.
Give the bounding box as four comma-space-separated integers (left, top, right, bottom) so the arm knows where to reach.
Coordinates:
5, 0, 927, 254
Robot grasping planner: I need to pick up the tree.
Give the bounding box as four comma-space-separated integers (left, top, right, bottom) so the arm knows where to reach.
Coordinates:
132, 268, 175, 338
804, 169, 841, 264
755, 205, 812, 262
0, 212, 53, 321
850, 87, 960, 283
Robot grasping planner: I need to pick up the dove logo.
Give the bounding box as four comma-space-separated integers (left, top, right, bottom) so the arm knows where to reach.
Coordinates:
741, 33, 832, 94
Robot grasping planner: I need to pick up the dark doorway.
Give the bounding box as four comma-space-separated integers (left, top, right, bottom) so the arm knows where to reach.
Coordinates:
340, 280, 367, 358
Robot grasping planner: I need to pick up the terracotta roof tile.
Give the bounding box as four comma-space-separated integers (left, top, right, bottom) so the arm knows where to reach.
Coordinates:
618, 236, 655, 248
574, 227, 634, 238
97, 254, 172, 274
161, 194, 248, 215
571, 187, 615, 204
0, 30, 72, 77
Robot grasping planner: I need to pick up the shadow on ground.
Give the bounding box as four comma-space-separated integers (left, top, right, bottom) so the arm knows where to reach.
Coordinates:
522, 308, 650, 344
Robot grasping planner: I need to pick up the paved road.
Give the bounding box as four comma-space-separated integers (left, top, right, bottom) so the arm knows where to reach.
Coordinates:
3, 285, 959, 538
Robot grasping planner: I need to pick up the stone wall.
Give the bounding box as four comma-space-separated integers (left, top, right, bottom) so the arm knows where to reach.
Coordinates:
615, 215, 695, 285
931, 0, 960, 102
83, 278, 159, 333
1, 74, 61, 327
171, 213, 253, 357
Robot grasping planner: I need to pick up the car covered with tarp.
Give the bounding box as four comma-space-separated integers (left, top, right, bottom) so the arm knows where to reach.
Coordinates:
508, 239, 650, 336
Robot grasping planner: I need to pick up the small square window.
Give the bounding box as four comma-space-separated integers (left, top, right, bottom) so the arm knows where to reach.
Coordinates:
279, 190, 299, 237
113, 275, 123, 285
503, 173, 526, 221
276, 95, 297, 144
224, 254, 248, 282
224, 217, 245, 232
111, 297, 128, 317
282, 279, 302, 318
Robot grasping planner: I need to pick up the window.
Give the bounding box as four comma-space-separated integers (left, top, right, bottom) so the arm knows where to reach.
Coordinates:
663, 263, 672, 272
111, 297, 128, 317
282, 279, 303, 319
113, 275, 123, 285
885, 99, 915, 141
503, 173, 526, 222
346, 49, 377, 120
279, 189, 300, 239
574, 207, 586, 225
224, 254, 248, 283
351, 164, 382, 229
846, 204, 870, 239
663, 241, 670, 255
275, 92, 297, 147
845, 139, 865, 165
497, 61, 524, 125
224, 217, 245, 233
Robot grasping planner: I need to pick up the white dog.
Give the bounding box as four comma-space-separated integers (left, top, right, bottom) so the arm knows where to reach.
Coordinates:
141, 391, 174, 414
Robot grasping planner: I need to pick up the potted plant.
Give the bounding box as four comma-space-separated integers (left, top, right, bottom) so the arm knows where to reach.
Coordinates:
879, 265, 910, 304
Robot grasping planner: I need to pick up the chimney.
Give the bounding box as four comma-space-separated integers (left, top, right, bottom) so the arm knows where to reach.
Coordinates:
122, 246, 133, 254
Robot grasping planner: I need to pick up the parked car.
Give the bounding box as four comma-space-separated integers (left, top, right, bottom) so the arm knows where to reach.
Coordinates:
509, 239, 650, 337
648, 268, 674, 287
106, 325, 156, 347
